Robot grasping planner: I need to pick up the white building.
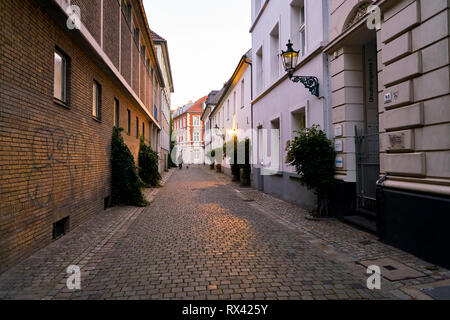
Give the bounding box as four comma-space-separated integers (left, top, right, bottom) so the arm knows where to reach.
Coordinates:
151, 30, 174, 171
206, 50, 253, 175
173, 97, 207, 165
251, 0, 330, 210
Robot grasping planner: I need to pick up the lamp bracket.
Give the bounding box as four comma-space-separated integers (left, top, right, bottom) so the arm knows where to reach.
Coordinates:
289, 75, 319, 97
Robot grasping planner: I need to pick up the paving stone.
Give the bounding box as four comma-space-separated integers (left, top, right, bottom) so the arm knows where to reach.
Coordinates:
0, 167, 446, 300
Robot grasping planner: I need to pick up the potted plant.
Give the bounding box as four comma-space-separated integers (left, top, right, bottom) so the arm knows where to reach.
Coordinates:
209, 150, 215, 170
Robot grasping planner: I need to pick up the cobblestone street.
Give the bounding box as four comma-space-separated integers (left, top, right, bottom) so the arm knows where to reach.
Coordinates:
0, 167, 448, 300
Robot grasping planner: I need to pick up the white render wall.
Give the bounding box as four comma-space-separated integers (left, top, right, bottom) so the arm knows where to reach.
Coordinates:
329, 0, 450, 195
251, 0, 328, 209
209, 63, 252, 171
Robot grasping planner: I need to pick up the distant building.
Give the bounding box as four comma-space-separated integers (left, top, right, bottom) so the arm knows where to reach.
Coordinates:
172, 97, 207, 164
207, 50, 253, 175
151, 30, 174, 172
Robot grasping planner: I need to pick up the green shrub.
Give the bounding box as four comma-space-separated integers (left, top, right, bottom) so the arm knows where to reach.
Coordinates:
111, 127, 147, 207
241, 138, 251, 186
230, 135, 240, 181
138, 136, 161, 187
286, 125, 336, 216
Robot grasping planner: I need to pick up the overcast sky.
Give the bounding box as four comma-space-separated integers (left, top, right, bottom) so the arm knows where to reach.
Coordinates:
143, 0, 251, 110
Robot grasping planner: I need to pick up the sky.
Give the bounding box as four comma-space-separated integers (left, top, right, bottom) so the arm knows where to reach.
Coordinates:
143, 0, 251, 110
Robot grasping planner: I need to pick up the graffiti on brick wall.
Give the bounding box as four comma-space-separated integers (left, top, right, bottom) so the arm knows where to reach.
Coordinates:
26, 127, 101, 210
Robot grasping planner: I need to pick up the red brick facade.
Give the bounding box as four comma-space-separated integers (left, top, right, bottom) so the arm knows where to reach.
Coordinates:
0, 0, 162, 272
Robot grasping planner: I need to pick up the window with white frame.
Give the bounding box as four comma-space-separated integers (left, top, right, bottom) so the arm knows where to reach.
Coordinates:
270, 118, 281, 171
194, 149, 200, 160
256, 46, 264, 93
291, 0, 306, 57
233, 91, 237, 114
241, 80, 245, 108
291, 108, 306, 140
194, 131, 200, 142
270, 23, 280, 81
193, 116, 200, 126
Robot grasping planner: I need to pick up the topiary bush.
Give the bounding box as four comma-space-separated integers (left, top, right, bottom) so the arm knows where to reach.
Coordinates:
286, 125, 336, 216
111, 127, 147, 207
230, 135, 240, 181
138, 136, 161, 187
208, 149, 216, 169
241, 138, 251, 186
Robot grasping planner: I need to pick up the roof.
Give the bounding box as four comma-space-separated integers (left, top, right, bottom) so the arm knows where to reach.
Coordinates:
206, 90, 219, 106
173, 96, 208, 118
150, 29, 166, 42
210, 49, 251, 118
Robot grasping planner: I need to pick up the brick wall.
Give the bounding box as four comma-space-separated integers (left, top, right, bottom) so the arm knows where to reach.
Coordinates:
0, 0, 155, 273
72, 0, 101, 45
103, 0, 120, 69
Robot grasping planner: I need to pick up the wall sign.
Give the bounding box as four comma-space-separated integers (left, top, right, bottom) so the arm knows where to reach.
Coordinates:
334, 125, 343, 137
335, 140, 343, 152
335, 157, 344, 168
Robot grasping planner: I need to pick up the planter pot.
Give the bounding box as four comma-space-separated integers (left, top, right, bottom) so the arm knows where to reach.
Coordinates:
240, 167, 251, 186
210, 163, 215, 170
216, 164, 222, 173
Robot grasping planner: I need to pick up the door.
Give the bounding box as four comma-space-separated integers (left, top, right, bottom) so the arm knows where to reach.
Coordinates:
355, 42, 380, 213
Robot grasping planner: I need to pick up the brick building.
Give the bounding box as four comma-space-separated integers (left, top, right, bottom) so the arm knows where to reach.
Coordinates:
0, 0, 164, 272
172, 97, 207, 164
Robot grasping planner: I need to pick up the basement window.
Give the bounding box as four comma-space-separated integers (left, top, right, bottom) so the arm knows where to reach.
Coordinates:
53, 217, 69, 240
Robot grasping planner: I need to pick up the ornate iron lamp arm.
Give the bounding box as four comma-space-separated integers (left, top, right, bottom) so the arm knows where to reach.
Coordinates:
289, 75, 319, 97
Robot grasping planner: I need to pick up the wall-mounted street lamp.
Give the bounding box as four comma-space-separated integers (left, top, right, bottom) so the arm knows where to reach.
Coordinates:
214, 125, 225, 139
281, 40, 319, 97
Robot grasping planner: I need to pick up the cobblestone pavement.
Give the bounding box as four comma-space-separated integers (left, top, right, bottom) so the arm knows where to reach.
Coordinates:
0, 166, 448, 300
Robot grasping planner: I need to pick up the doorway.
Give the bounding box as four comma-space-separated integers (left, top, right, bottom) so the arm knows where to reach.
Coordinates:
355, 40, 380, 214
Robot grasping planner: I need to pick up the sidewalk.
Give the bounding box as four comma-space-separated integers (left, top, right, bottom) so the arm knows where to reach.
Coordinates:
0, 169, 175, 300
204, 166, 450, 300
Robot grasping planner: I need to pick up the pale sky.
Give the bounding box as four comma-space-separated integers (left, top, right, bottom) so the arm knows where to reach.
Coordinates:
143, 0, 251, 110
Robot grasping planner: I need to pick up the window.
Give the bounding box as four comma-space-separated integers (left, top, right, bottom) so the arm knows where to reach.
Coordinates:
194, 131, 200, 142
270, 23, 280, 81
133, 28, 140, 47
53, 216, 69, 240
291, 108, 306, 137
291, 0, 306, 57
256, 46, 264, 93
127, 109, 131, 134
154, 105, 158, 120
114, 98, 120, 127
233, 91, 237, 114
141, 45, 146, 59
136, 116, 139, 138
92, 80, 101, 119
241, 80, 245, 108
227, 100, 230, 120
194, 149, 200, 160
299, 5, 306, 56
193, 116, 200, 126
270, 118, 281, 171
54, 50, 68, 103
121, 0, 132, 27
142, 122, 145, 139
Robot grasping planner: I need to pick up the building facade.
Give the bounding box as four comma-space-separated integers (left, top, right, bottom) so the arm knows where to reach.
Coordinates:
173, 97, 207, 164
0, 0, 164, 272
326, 0, 450, 267
250, 0, 330, 211
207, 51, 253, 175
201, 90, 220, 164
151, 30, 174, 172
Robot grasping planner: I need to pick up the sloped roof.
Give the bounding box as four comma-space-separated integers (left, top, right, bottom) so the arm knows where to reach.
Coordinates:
173, 96, 208, 118
150, 29, 166, 42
